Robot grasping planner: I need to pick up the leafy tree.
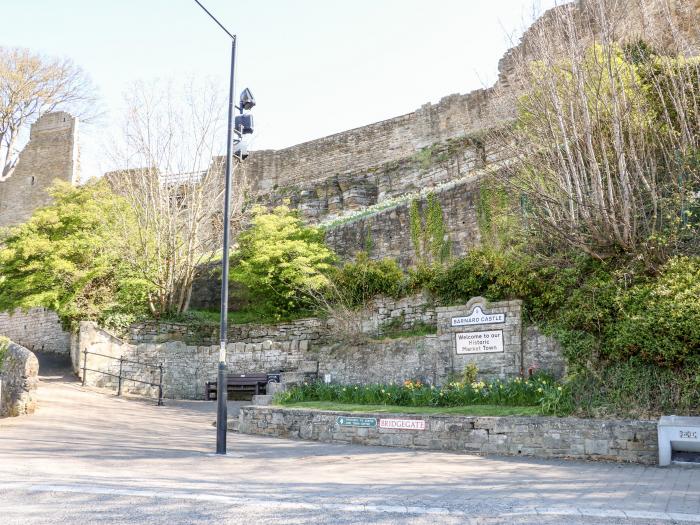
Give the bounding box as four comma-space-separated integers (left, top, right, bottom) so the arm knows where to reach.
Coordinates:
0, 180, 152, 330
231, 205, 335, 317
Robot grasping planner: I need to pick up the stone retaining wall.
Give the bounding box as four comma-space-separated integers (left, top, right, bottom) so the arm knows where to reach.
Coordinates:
74, 322, 309, 400
317, 336, 446, 385
238, 406, 658, 465
0, 307, 71, 354
1, 342, 39, 417
128, 317, 328, 345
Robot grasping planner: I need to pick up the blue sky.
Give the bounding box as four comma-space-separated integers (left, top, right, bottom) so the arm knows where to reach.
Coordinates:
4, 0, 559, 176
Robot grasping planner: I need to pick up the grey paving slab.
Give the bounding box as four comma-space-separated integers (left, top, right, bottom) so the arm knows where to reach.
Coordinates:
0, 378, 698, 524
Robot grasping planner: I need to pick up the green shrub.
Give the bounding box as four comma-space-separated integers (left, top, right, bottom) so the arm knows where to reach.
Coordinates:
331, 252, 406, 307
565, 362, 700, 418
421, 248, 536, 306
607, 257, 700, 368
0, 335, 9, 369
231, 205, 335, 318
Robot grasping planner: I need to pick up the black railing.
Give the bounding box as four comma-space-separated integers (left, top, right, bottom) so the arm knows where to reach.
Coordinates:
81, 350, 164, 406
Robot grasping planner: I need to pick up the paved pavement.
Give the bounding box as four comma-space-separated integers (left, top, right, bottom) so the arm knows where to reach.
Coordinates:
1, 363, 699, 524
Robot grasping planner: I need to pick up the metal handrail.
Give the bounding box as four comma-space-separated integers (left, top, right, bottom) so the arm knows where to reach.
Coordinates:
81, 349, 164, 406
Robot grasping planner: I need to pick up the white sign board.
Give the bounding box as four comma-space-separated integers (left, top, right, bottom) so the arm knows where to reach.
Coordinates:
455, 330, 504, 354
379, 418, 426, 430
451, 306, 505, 327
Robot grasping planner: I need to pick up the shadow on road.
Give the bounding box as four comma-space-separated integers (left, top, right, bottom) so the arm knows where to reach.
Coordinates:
35, 351, 76, 383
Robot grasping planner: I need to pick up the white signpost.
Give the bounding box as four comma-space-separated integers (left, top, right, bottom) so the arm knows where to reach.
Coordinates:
455, 330, 504, 354
379, 418, 426, 430
451, 306, 505, 327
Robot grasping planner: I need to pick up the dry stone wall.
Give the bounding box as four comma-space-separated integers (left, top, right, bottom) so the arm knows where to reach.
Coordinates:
73, 293, 565, 399
0, 342, 39, 417
238, 406, 659, 465
0, 308, 71, 354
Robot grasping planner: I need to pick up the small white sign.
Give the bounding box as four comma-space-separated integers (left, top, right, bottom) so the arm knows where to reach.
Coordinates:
451, 306, 505, 327
379, 418, 426, 430
455, 330, 504, 354
677, 429, 699, 440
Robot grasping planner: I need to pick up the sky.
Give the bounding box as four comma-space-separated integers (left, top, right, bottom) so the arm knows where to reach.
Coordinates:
3, 0, 560, 178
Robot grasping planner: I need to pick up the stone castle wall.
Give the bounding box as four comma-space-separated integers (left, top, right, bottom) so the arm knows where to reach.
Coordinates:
244, 90, 509, 196
325, 174, 483, 267
242, 0, 700, 222
0, 308, 71, 355
0, 112, 79, 228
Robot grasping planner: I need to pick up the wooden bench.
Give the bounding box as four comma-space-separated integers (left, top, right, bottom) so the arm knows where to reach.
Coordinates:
206, 373, 276, 401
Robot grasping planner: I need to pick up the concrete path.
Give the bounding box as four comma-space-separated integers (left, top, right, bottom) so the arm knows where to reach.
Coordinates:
0, 370, 699, 524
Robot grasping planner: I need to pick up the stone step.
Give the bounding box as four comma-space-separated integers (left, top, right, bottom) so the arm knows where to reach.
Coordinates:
252, 394, 273, 406
267, 381, 287, 395
280, 372, 305, 384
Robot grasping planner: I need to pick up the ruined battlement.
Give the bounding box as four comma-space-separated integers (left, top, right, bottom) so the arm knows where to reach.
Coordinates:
0, 112, 79, 228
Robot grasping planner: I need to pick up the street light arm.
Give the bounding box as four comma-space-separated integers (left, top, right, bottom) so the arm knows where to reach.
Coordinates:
193, 0, 236, 41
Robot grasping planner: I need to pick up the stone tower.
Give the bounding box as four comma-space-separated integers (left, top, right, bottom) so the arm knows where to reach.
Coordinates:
0, 111, 79, 228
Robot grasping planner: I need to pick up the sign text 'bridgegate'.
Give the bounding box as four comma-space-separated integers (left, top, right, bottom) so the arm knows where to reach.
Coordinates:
379, 418, 426, 430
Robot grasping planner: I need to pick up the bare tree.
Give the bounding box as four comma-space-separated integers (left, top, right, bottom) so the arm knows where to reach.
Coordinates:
0, 47, 98, 180
494, 0, 700, 264
107, 79, 248, 315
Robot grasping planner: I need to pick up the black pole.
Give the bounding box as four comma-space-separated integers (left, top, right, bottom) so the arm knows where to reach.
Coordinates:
216, 37, 237, 455
158, 363, 164, 407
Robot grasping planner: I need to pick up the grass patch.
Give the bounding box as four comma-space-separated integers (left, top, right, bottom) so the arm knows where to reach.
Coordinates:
375, 321, 437, 340
277, 401, 541, 416
164, 307, 316, 326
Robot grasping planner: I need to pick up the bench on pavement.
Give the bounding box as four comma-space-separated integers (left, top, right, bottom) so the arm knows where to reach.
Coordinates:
205, 373, 280, 401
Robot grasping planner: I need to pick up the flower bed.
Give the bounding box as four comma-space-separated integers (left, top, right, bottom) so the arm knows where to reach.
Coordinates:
276, 372, 571, 416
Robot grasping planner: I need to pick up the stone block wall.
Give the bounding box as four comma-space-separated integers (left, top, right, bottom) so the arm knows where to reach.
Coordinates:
238, 406, 659, 465
74, 293, 566, 399
0, 308, 71, 354
523, 326, 567, 378
244, 90, 511, 196
317, 336, 447, 386
1, 342, 39, 417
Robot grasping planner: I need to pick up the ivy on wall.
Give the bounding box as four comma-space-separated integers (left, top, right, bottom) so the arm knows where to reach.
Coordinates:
409, 192, 451, 265
476, 183, 524, 248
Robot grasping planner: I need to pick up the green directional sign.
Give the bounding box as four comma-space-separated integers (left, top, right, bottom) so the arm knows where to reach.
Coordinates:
336, 416, 377, 427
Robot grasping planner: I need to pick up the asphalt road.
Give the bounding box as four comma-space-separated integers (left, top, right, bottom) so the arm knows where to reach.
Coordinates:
1, 363, 698, 525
